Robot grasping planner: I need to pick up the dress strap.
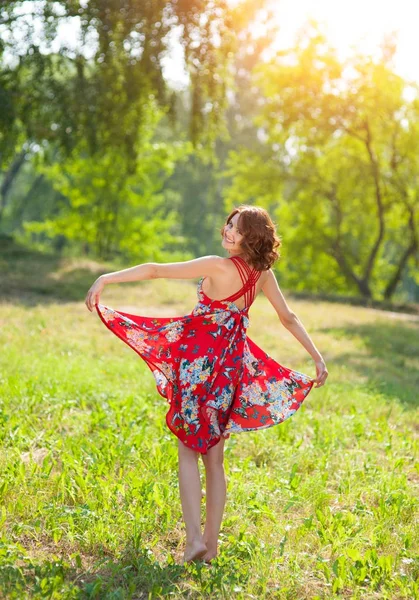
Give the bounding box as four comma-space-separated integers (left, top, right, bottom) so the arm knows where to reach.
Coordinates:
223, 256, 261, 307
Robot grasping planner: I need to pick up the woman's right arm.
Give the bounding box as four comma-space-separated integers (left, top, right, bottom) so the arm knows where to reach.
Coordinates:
262, 269, 328, 387
85, 255, 226, 311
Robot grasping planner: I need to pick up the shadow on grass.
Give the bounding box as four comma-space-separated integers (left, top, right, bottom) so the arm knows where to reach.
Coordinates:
0, 534, 248, 598
71, 548, 188, 599
0, 545, 189, 599
322, 320, 419, 408
73, 549, 242, 599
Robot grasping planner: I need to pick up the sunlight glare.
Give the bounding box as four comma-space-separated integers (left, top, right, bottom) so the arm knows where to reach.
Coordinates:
269, 0, 419, 81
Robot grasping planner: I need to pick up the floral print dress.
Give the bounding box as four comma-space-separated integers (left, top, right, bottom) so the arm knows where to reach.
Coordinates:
95, 255, 315, 454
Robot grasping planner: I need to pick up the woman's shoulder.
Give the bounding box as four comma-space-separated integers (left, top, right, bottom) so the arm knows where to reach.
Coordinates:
199, 255, 230, 272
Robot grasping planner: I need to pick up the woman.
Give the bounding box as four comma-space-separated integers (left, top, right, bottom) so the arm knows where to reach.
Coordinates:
85, 205, 328, 564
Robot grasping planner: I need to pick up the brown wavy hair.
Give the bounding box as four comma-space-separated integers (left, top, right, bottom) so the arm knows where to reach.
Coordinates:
221, 205, 282, 271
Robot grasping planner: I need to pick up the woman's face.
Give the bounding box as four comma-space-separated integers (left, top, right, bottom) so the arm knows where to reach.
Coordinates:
221, 213, 244, 254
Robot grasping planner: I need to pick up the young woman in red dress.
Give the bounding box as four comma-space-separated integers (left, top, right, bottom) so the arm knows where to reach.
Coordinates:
85, 205, 328, 564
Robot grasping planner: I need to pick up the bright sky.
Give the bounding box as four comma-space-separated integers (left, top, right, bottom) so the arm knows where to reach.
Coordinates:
272, 0, 419, 79
163, 0, 419, 86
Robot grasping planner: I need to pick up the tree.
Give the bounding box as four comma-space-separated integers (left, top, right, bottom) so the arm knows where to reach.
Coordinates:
224, 26, 419, 301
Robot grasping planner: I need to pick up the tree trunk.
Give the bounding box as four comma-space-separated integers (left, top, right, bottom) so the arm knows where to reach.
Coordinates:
383, 205, 418, 300
326, 188, 373, 298
0, 150, 27, 223
13, 174, 45, 223
383, 241, 418, 300
331, 246, 372, 298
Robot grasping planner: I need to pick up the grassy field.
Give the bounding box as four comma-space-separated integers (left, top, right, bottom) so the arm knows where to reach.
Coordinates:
0, 246, 418, 599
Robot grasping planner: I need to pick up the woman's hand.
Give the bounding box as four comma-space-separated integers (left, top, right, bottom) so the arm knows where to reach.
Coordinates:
313, 358, 328, 387
85, 276, 106, 312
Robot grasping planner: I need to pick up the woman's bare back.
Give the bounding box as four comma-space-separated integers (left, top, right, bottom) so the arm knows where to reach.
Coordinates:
200, 256, 269, 310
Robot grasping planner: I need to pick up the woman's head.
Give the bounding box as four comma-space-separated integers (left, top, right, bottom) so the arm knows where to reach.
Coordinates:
221, 205, 282, 270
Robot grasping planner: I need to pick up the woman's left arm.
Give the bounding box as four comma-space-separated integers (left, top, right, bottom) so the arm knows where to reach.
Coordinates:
262, 269, 328, 387
85, 255, 225, 311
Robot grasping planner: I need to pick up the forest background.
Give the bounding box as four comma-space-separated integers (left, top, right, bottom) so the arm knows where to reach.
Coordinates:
1, 0, 418, 306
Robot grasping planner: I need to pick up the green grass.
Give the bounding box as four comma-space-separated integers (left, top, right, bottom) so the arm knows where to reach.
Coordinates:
0, 247, 418, 599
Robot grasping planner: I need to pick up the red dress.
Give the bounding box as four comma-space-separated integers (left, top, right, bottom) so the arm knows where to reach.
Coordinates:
95, 255, 315, 454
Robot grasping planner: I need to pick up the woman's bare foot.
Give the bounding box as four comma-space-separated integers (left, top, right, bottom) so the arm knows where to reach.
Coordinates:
182, 540, 207, 563
201, 542, 218, 563
202, 552, 217, 564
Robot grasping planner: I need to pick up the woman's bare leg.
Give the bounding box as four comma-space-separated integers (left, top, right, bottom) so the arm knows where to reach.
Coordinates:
201, 436, 227, 561
177, 439, 207, 562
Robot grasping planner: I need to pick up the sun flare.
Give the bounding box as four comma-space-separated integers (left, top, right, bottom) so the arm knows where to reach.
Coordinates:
268, 0, 419, 81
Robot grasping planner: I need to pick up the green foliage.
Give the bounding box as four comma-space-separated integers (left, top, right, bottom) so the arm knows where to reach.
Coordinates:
20, 128, 191, 260
0, 0, 263, 168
